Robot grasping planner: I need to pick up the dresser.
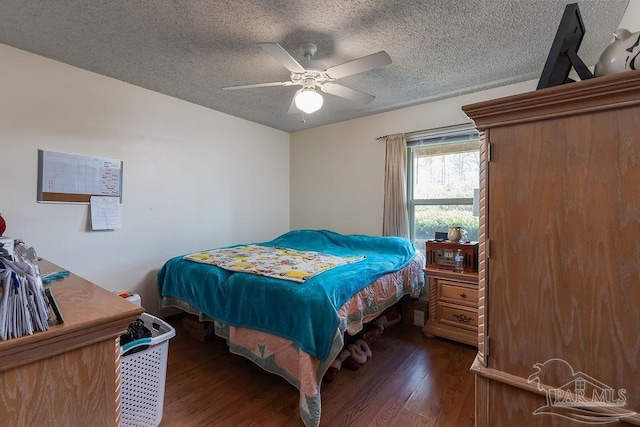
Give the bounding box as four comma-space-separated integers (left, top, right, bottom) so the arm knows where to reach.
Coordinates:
463, 70, 640, 426
422, 268, 478, 346
0, 259, 143, 426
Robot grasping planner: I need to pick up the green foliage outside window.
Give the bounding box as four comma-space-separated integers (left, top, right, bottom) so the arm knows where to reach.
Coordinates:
414, 211, 479, 242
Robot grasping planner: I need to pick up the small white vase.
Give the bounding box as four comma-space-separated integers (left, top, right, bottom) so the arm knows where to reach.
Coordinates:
595, 28, 640, 77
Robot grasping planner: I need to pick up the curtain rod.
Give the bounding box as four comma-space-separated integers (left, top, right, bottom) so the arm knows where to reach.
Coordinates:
376, 123, 476, 142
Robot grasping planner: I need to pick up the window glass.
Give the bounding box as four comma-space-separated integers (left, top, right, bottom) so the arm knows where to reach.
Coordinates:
413, 143, 479, 199
412, 205, 479, 255
408, 131, 480, 255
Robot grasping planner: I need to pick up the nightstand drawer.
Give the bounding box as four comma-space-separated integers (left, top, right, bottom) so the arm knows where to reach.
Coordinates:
438, 303, 478, 331
440, 281, 478, 305
423, 268, 478, 346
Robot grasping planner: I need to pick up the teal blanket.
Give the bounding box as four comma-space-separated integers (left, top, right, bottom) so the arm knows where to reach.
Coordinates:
157, 229, 416, 360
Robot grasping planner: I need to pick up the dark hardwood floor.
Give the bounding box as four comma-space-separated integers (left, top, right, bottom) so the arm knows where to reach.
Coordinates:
159, 318, 476, 426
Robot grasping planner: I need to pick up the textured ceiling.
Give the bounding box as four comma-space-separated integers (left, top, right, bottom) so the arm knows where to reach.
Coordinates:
0, 0, 629, 133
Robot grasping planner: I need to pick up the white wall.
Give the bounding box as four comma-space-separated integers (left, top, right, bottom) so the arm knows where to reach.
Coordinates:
619, 0, 640, 31
0, 44, 290, 316
290, 80, 537, 235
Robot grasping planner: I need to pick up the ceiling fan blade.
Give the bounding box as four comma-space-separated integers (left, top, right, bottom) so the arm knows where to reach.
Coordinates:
259, 43, 306, 73
223, 81, 292, 90
325, 51, 392, 80
322, 83, 375, 104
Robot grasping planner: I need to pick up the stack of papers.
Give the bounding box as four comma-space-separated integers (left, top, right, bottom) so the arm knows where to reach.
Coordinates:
0, 256, 51, 340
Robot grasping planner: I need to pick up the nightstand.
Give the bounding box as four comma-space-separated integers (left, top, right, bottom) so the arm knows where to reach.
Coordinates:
422, 268, 478, 346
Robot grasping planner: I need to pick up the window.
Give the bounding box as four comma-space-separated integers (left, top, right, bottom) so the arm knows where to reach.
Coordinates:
407, 125, 480, 254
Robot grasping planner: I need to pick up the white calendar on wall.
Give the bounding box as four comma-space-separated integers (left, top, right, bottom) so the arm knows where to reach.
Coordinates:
37, 149, 123, 203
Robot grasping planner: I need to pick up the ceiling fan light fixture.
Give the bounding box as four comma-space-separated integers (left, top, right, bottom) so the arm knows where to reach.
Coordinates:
294, 88, 323, 114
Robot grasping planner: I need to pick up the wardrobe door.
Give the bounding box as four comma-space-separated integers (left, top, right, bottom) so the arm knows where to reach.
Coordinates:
487, 107, 640, 402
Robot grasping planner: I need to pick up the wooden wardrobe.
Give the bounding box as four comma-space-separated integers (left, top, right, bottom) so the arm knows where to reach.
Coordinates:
462, 70, 640, 426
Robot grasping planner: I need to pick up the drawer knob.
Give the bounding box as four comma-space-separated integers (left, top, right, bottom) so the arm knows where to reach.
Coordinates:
453, 313, 474, 323
459, 292, 467, 298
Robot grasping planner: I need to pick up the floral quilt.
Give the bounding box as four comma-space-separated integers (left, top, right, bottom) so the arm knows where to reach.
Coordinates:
184, 244, 365, 283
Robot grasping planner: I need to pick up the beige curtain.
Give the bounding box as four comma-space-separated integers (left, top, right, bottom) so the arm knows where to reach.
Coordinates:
382, 133, 409, 238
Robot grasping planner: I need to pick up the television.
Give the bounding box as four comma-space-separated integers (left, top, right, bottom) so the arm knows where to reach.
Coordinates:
537, 3, 594, 90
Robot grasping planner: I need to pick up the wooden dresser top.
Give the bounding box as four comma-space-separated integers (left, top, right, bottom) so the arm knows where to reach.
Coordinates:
0, 259, 143, 372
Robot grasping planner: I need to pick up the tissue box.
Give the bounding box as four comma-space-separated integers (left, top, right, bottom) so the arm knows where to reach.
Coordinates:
125, 294, 141, 306
0, 236, 14, 259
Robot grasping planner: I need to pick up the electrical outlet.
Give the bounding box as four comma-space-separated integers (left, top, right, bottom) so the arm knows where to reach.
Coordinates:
413, 309, 425, 327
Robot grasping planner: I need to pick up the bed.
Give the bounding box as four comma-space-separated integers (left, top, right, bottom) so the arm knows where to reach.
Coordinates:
157, 229, 425, 427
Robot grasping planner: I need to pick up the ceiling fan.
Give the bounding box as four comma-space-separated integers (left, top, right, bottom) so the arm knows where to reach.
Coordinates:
223, 42, 392, 114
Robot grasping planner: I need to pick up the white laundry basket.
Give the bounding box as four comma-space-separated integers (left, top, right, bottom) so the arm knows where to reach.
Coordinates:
120, 312, 176, 427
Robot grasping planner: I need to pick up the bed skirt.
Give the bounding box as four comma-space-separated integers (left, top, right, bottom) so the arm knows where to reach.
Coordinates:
161, 254, 424, 427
